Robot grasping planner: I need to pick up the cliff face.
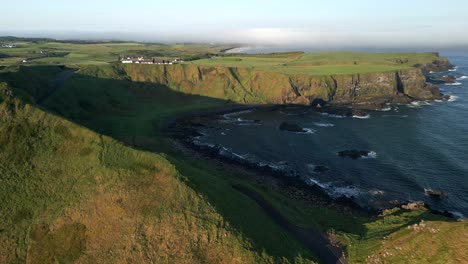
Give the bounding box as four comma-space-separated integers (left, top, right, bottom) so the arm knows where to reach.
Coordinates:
118, 63, 444, 109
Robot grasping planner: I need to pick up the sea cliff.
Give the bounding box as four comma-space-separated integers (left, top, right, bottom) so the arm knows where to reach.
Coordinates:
83, 56, 452, 110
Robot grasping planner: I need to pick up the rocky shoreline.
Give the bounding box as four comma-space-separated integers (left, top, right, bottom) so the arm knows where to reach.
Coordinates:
164, 102, 459, 219
163, 58, 461, 218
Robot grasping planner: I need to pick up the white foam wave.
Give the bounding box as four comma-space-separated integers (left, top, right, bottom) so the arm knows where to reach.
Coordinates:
320, 113, 345, 118
380, 106, 392, 111
258, 161, 288, 171
448, 67, 458, 72
307, 177, 330, 189
368, 189, 385, 196
219, 146, 247, 160
409, 101, 433, 108
450, 211, 466, 219
298, 128, 316, 134
362, 151, 377, 159
382, 114, 408, 118
222, 109, 253, 119
456, 75, 467, 80
307, 177, 362, 198
444, 82, 462, 86
193, 140, 215, 148
448, 95, 459, 102
353, 114, 370, 119
314, 122, 335, 127
220, 116, 261, 126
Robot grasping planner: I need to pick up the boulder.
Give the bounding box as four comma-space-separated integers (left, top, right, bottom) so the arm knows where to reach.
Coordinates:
427, 75, 456, 84
402, 201, 426, 210
424, 188, 447, 199
337, 149, 371, 159
279, 122, 305, 133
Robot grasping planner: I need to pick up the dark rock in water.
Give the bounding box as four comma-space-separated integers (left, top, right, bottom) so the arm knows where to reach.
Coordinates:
279, 122, 305, 133
337, 149, 371, 159
317, 107, 353, 117
441, 75, 456, 84
427, 75, 456, 84
253, 119, 261, 123
424, 188, 447, 199
402, 201, 426, 210
352, 109, 369, 117
280, 105, 309, 115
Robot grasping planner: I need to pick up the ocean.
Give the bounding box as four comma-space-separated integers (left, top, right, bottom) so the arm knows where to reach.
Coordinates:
194, 53, 468, 217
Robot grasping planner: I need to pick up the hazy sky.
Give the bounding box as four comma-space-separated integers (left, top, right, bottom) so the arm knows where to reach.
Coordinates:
1, 0, 467, 48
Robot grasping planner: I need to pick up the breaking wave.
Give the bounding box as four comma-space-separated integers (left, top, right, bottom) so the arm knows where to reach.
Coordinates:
320, 112, 345, 118
448, 95, 459, 102
408, 101, 433, 108
382, 114, 408, 118
456, 75, 467, 80
314, 122, 335, 127
307, 177, 362, 198
450, 211, 466, 219
444, 82, 462, 86
222, 109, 253, 119
297, 128, 316, 134
353, 114, 370, 119
380, 106, 392, 111
362, 151, 377, 159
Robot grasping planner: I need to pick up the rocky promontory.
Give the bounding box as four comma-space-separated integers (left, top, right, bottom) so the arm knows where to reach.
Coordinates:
99, 54, 453, 110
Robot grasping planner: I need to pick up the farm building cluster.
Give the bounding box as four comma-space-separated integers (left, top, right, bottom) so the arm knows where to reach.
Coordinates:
0, 44, 17, 48
120, 57, 184, 65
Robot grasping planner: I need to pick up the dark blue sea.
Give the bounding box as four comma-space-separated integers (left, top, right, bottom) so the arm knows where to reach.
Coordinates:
196, 53, 468, 217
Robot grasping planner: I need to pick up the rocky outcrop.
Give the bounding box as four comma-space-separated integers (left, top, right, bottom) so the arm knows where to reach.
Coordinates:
117, 61, 448, 110
427, 75, 457, 84
279, 122, 305, 133
414, 53, 454, 73
337, 150, 373, 159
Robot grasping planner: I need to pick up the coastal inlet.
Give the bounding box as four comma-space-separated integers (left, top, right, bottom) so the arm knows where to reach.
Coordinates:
184, 53, 468, 218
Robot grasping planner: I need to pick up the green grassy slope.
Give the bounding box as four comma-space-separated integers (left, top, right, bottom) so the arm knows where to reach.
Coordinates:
190, 52, 444, 75
0, 47, 464, 263
0, 69, 317, 263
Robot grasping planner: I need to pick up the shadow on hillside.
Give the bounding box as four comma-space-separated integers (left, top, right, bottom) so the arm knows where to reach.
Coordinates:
0, 66, 456, 261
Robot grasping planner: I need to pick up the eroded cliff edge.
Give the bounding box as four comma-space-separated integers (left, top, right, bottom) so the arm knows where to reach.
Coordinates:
88, 56, 452, 110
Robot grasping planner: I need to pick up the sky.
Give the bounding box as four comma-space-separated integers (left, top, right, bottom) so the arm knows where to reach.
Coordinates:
1, 0, 468, 49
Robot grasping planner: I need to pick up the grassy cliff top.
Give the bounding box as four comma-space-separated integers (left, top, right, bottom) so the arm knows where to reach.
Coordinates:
190, 51, 442, 75
0, 40, 233, 65
1, 39, 446, 75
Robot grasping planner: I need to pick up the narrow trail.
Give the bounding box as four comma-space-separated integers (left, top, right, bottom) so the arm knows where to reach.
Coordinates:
232, 184, 348, 264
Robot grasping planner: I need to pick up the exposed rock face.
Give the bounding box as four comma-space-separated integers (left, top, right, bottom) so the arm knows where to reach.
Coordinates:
424, 188, 448, 199
279, 122, 305, 133
117, 57, 450, 109
427, 75, 457, 84
402, 201, 426, 210
414, 54, 454, 73
337, 150, 373, 159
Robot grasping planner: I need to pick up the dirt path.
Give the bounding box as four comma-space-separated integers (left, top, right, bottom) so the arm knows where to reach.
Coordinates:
232, 184, 348, 264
